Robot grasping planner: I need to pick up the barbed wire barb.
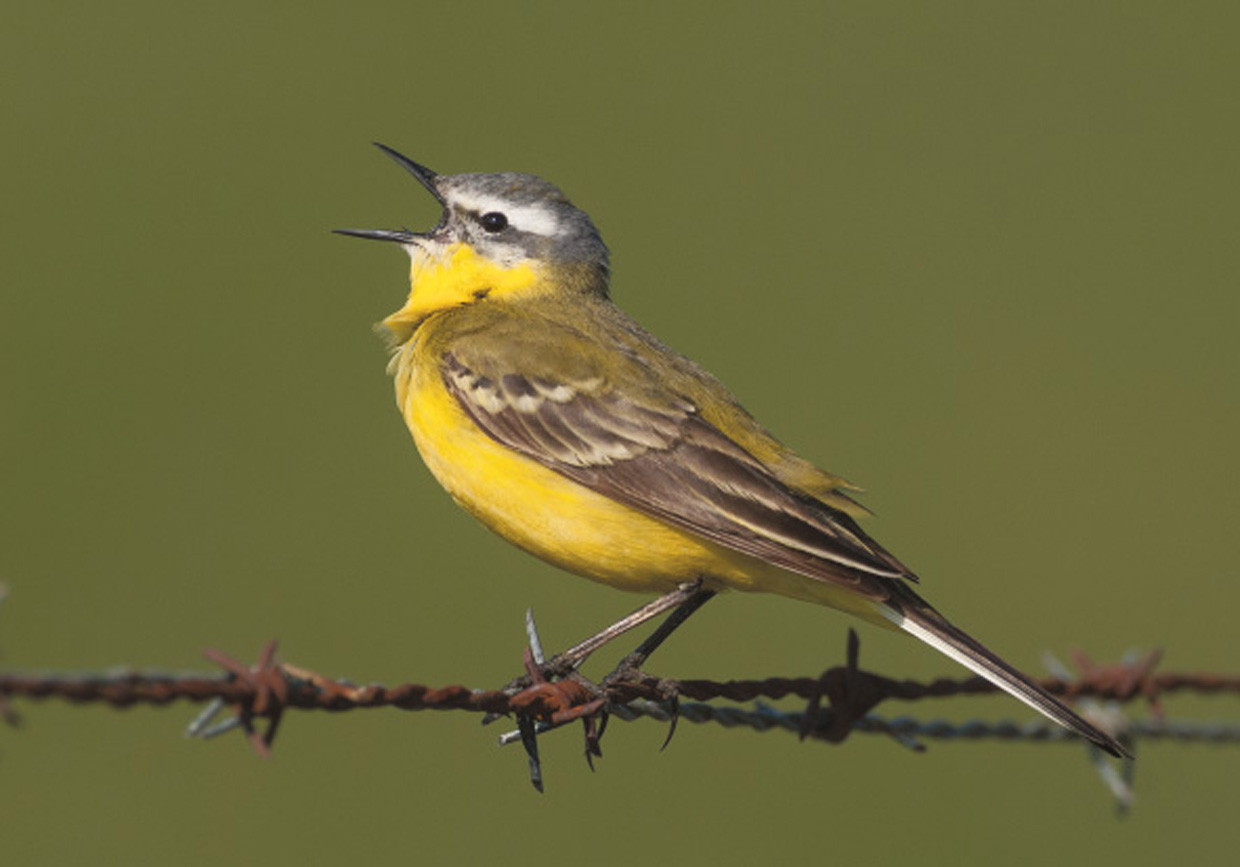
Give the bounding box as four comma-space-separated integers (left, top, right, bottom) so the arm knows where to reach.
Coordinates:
3, 608, 1240, 802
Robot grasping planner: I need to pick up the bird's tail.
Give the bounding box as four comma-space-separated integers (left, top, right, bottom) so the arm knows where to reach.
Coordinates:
879, 594, 1130, 758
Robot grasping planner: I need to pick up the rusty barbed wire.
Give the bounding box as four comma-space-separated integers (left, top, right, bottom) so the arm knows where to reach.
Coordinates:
2, 574, 1237, 803
2, 635, 1237, 749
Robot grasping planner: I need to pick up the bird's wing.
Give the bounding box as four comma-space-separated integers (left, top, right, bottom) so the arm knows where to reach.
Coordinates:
439, 318, 917, 593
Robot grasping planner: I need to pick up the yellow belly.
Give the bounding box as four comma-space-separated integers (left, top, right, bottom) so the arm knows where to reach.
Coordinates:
392, 342, 892, 627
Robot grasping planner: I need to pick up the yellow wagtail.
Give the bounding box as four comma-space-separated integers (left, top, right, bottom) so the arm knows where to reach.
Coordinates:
337, 143, 1126, 757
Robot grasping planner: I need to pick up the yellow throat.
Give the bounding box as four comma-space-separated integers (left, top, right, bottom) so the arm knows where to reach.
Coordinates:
382, 242, 541, 343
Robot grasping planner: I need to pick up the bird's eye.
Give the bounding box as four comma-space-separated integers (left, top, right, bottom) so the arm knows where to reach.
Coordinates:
479, 211, 508, 233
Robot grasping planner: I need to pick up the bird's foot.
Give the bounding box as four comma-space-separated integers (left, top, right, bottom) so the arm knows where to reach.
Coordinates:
600, 661, 684, 751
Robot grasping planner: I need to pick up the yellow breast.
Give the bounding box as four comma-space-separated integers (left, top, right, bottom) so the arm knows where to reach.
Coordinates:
390, 337, 729, 592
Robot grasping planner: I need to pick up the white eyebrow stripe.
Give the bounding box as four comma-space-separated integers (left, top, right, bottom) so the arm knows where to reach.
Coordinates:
448, 191, 562, 237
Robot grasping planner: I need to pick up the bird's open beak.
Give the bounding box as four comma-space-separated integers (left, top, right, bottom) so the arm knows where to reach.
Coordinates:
334, 143, 447, 244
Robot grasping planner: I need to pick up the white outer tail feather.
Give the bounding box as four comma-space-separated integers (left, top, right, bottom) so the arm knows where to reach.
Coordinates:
883, 607, 1040, 709
879, 604, 1127, 757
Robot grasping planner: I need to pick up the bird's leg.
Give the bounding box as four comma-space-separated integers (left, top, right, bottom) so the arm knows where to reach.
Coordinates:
601, 584, 716, 685
589, 584, 715, 753
501, 580, 711, 694
537, 579, 709, 680
492, 582, 716, 760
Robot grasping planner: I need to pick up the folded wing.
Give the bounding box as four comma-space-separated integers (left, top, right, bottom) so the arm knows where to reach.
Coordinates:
442, 350, 917, 599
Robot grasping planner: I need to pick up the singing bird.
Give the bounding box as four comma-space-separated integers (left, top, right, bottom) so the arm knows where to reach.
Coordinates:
338, 144, 1126, 757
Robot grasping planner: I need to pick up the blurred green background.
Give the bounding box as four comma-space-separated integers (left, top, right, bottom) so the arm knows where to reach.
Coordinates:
2, 2, 1237, 863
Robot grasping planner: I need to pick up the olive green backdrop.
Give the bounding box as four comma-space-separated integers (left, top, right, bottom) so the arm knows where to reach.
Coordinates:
2, 2, 1236, 864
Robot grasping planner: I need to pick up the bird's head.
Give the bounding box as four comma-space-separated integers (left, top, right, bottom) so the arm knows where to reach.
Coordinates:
337, 144, 610, 337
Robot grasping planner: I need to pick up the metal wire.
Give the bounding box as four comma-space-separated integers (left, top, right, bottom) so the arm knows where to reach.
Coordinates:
2, 625, 1238, 804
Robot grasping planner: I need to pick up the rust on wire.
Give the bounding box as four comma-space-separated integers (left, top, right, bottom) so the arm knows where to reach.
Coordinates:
2, 635, 1238, 754
4, 606, 1237, 805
